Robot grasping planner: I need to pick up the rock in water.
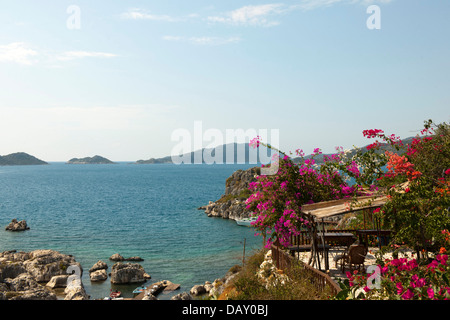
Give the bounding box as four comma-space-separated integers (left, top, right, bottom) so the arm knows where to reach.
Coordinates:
109, 253, 125, 261
90, 269, 108, 282
89, 260, 108, 273
110, 263, 149, 284
126, 256, 144, 262
5, 219, 30, 231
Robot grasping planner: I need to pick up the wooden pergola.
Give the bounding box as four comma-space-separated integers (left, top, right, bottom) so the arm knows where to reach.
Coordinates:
301, 195, 388, 219
296, 194, 390, 271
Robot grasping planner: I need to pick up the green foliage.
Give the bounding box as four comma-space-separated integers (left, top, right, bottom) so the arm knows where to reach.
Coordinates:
380, 120, 450, 252
230, 250, 332, 300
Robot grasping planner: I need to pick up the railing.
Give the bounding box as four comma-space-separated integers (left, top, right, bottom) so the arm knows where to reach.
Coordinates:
290, 229, 358, 246
271, 243, 342, 297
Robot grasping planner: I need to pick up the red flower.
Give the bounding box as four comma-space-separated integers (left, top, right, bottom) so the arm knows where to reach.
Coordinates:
366, 141, 380, 150
363, 129, 384, 139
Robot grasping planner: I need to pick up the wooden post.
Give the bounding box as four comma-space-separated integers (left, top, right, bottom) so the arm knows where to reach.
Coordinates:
321, 218, 329, 271
242, 238, 246, 266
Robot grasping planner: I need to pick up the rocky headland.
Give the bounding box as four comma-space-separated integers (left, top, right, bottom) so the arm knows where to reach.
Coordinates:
199, 166, 260, 221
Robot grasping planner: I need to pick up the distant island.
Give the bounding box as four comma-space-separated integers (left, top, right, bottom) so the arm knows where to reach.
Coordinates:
0, 152, 48, 166
135, 138, 415, 165
67, 155, 115, 164
136, 143, 272, 165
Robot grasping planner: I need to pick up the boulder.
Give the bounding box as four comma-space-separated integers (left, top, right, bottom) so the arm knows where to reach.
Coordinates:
46, 275, 69, 289
109, 253, 125, 261
3, 273, 39, 292
171, 292, 192, 300
89, 260, 108, 273
109, 254, 144, 262
110, 263, 148, 284
204, 281, 213, 293
22, 249, 82, 283
64, 277, 89, 300
142, 293, 158, 300
0, 250, 31, 265
90, 269, 108, 282
190, 284, 206, 296
0, 261, 28, 282
5, 219, 30, 231
0, 249, 83, 300
208, 266, 241, 299
126, 256, 144, 262
8, 287, 57, 300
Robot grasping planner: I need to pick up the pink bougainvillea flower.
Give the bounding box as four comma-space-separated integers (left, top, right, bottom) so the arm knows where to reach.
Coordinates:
401, 289, 414, 300
427, 287, 435, 299
249, 136, 260, 149
362, 129, 384, 138
366, 141, 380, 150
396, 282, 404, 295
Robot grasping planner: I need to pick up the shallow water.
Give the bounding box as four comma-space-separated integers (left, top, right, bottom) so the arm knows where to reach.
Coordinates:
0, 163, 263, 299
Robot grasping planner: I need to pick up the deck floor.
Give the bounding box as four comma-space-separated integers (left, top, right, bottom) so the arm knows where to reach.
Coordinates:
292, 247, 415, 280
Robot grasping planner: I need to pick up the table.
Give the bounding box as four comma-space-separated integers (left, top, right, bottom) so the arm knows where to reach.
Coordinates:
356, 230, 392, 236
322, 233, 356, 247
356, 230, 392, 247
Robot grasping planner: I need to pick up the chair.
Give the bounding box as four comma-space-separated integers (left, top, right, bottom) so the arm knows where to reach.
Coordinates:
334, 244, 367, 273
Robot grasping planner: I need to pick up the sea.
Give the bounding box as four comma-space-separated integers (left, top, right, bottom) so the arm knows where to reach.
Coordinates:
0, 162, 264, 300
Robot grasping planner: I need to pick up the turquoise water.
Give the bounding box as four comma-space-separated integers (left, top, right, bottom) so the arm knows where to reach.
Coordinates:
0, 163, 263, 299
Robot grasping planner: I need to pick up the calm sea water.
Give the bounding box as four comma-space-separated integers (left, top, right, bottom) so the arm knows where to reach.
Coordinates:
0, 163, 263, 299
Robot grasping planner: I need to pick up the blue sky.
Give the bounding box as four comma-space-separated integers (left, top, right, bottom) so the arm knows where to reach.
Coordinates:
0, 0, 449, 161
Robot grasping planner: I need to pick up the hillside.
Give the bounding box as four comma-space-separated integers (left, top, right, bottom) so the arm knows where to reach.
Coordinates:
136, 143, 272, 164
0, 152, 48, 166
137, 137, 415, 165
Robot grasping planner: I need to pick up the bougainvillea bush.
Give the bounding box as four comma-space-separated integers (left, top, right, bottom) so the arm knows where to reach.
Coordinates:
247, 119, 450, 299
245, 143, 360, 248
247, 120, 449, 252
378, 120, 450, 254
337, 231, 450, 300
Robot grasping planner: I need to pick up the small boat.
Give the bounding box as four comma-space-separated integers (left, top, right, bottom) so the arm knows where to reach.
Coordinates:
110, 289, 122, 298
236, 217, 257, 227
132, 286, 147, 294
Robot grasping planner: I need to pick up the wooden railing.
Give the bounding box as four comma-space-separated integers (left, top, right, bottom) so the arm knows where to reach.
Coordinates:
289, 229, 359, 246
271, 243, 342, 297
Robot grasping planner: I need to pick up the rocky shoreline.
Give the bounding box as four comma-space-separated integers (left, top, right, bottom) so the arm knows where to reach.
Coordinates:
0, 249, 153, 300
0, 248, 241, 301
198, 167, 259, 221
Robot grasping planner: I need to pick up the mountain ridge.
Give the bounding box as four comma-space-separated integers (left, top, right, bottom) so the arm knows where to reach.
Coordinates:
136, 137, 415, 165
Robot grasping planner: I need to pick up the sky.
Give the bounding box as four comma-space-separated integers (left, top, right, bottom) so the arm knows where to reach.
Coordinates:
0, 0, 449, 161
